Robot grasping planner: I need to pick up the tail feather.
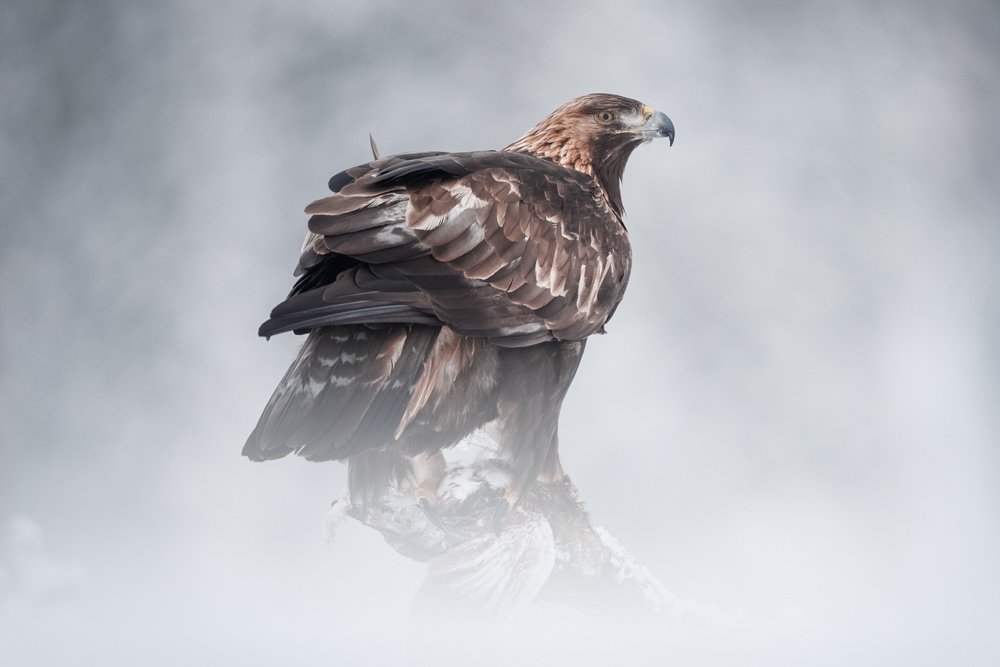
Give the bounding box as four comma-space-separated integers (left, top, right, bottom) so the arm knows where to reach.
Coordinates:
287, 328, 386, 458
243, 325, 439, 461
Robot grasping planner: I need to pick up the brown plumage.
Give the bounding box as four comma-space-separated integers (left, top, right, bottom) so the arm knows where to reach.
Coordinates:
244, 93, 674, 506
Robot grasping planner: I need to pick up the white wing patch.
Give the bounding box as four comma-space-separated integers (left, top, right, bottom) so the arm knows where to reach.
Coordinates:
306, 377, 326, 396
374, 226, 410, 244
407, 184, 486, 231
575, 253, 615, 313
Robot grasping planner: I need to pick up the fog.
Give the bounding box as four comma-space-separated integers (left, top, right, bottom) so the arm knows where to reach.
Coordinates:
2, 0, 998, 664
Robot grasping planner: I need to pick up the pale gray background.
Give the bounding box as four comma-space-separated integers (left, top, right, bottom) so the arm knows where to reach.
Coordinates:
2, 0, 998, 664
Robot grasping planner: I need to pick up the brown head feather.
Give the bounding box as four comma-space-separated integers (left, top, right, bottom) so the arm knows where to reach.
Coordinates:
503, 93, 650, 217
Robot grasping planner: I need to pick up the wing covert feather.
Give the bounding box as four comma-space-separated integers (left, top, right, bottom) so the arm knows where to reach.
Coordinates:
267, 151, 631, 345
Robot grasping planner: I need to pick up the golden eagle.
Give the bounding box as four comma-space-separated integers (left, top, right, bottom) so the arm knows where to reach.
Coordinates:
244, 93, 674, 511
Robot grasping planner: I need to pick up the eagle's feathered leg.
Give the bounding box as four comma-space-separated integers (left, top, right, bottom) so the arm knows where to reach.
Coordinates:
494, 340, 586, 511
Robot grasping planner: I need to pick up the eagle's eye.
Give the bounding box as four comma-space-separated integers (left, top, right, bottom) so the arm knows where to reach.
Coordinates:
596, 110, 616, 125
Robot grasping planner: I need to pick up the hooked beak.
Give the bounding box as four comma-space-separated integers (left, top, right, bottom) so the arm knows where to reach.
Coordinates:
641, 108, 675, 145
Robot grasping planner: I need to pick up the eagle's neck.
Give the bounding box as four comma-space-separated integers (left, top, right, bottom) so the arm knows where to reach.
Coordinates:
503, 128, 597, 180
503, 127, 640, 219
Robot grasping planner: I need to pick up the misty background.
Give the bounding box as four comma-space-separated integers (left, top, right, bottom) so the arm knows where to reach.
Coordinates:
2, 0, 998, 664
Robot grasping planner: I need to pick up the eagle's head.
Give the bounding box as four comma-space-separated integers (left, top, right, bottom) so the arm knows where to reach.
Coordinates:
504, 93, 674, 216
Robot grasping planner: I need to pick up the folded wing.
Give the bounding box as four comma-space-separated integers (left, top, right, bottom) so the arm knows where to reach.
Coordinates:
259, 151, 632, 347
